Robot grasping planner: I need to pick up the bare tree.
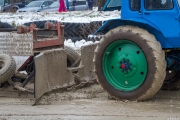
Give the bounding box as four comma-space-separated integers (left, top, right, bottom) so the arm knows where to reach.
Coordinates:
97, 0, 107, 11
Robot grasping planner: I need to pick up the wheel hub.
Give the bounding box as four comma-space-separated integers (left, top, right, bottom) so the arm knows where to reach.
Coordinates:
120, 59, 131, 70
118, 54, 137, 77
103, 40, 148, 91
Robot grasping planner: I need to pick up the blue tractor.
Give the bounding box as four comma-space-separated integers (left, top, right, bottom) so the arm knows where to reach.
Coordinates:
94, 0, 180, 101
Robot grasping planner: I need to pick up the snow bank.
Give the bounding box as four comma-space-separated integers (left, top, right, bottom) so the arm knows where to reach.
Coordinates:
0, 10, 120, 26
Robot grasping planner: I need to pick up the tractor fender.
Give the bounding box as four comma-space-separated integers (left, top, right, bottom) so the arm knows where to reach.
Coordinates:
95, 18, 173, 49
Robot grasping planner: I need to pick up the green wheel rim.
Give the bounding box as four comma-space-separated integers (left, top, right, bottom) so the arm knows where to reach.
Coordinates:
103, 40, 148, 91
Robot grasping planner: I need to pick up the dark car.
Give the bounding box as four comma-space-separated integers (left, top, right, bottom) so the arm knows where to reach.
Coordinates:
0, 0, 29, 12
39, 1, 59, 12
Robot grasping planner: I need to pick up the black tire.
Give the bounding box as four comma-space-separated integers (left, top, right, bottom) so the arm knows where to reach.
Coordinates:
65, 45, 81, 67
64, 23, 84, 37
12, 7, 18, 12
0, 22, 13, 28
24, 21, 100, 41
94, 26, 166, 101
87, 35, 103, 42
24, 20, 58, 29
24, 21, 86, 41
0, 54, 16, 84
161, 70, 180, 90
64, 22, 101, 41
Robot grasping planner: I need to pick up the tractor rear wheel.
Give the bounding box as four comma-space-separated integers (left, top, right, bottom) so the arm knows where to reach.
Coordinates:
94, 26, 166, 101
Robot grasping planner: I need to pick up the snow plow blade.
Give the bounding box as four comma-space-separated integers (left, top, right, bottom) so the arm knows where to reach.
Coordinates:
77, 44, 97, 83
34, 43, 97, 104
34, 49, 76, 102
0, 23, 98, 104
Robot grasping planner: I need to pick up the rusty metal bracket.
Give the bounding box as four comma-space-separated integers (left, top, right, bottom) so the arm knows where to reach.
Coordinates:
44, 22, 57, 30
33, 22, 64, 50
17, 24, 37, 34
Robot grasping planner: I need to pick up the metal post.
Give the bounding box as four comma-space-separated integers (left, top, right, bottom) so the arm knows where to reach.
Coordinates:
22, 70, 35, 87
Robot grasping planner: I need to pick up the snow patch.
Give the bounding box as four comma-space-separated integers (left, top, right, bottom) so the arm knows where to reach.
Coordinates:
0, 11, 120, 26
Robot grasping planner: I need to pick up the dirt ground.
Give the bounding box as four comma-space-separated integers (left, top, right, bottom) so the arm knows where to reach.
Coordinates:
0, 84, 179, 120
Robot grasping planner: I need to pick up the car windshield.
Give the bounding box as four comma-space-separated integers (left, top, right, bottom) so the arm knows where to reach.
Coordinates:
27, 1, 42, 7
49, 1, 59, 7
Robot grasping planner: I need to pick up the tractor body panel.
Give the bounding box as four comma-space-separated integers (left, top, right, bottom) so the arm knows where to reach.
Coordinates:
96, 0, 180, 49
95, 18, 173, 48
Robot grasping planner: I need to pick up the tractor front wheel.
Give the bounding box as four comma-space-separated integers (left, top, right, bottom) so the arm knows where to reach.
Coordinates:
161, 70, 180, 90
94, 26, 166, 101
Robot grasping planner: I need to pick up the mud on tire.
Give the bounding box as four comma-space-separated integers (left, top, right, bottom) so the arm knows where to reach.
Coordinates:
0, 54, 16, 84
94, 25, 166, 101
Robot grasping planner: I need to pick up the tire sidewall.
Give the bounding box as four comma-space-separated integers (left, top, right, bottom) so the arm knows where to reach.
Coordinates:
0, 54, 16, 84
95, 28, 157, 100
0, 54, 11, 73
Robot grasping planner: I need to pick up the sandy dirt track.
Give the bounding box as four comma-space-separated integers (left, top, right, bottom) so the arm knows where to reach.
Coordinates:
0, 84, 179, 120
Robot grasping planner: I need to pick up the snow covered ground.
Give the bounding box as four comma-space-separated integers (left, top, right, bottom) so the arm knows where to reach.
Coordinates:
0, 10, 120, 26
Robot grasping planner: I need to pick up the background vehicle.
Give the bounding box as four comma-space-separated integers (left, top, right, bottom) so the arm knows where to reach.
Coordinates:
17, 0, 54, 12
94, 0, 180, 101
0, 0, 28, 12
68, 0, 88, 11
39, 1, 59, 12
97, 0, 121, 11
40, 0, 88, 12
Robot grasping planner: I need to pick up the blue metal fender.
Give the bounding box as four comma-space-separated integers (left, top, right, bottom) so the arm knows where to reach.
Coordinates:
95, 18, 173, 49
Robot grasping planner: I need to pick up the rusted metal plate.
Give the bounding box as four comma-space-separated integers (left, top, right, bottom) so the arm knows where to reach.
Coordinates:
0, 32, 33, 56
34, 49, 75, 101
33, 39, 63, 49
36, 30, 58, 37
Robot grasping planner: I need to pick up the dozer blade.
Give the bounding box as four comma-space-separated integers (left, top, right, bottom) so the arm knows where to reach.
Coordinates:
77, 43, 98, 83
34, 49, 76, 104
